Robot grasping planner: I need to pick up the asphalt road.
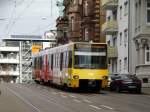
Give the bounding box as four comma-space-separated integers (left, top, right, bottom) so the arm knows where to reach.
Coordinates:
0, 83, 150, 112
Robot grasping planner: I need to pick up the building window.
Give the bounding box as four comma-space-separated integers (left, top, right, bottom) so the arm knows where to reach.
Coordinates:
124, 29, 128, 47
143, 78, 148, 83
124, 57, 127, 71
135, 3, 138, 28
84, 0, 88, 16
112, 10, 117, 20
113, 37, 117, 47
119, 59, 122, 72
147, 0, 150, 23
71, 17, 74, 31
107, 16, 111, 21
145, 46, 150, 63
120, 32, 122, 46
84, 28, 89, 41
108, 40, 110, 46
120, 6, 122, 19
124, 1, 128, 16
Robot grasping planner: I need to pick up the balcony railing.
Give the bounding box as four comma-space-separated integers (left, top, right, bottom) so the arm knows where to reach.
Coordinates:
107, 46, 118, 58
0, 46, 19, 52
102, 20, 118, 35
0, 71, 19, 76
0, 58, 19, 64
101, 0, 118, 10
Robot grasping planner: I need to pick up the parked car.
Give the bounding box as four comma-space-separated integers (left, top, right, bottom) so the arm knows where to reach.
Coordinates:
109, 74, 141, 93
108, 74, 118, 87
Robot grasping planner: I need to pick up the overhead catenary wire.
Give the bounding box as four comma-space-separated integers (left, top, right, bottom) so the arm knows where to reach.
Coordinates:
4, 0, 17, 35
3, 0, 58, 36
6, 0, 35, 35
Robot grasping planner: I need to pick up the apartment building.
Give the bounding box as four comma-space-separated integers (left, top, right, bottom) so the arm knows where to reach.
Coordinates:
0, 42, 20, 83
129, 0, 150, 87
56, 0, 105, 44
102, 0, 129, 74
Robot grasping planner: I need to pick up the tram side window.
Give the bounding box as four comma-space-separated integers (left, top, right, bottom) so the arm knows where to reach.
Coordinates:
68, 51, 72, 68
64, 52, 68, 68
51, 54, 53, 70
56, 54, 58, 68
63, 52, 66, 68
60, 53, 63, 71
34, 58, 36, 69
39, 56, 42, 70
54, 54, 56, 68
48, 54, 50, 67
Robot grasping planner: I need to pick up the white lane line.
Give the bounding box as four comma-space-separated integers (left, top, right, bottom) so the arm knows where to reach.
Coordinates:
73, 99, 81, 103
59, 92, 65, 94
101, 105, 114, 110
60, 95, 67, 98
6, 87, 41, 112
89, 105, 101, 110
52, 92, 58, 95
69, 95, 77, 98
83, 99, 93, 103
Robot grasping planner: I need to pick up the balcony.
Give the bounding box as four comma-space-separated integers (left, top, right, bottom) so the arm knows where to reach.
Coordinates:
0, 71, 19, 76
0, 46, 19, 52
0, 58, 19, 64
107, 46, 118, 58
136, 64, 150, 87
68, 5, 80, 13
101, 0, 118, 10
102, 20, 118, 35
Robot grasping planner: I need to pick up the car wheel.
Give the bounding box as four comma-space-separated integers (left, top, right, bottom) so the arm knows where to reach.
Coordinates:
136, 88, 141, 94
116, 86, 121, 93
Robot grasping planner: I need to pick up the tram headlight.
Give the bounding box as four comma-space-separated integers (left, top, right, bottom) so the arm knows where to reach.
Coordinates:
73, 75, 79, 79
103, 76, 108, 80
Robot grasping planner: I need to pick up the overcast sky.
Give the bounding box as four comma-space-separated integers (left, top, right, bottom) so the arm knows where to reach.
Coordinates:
0, 0, 59, 37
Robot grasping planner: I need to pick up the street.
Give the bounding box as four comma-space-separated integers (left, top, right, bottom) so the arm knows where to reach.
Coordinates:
0, 83, 150, 112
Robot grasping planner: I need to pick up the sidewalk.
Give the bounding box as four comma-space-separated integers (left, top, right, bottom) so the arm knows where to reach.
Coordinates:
142, 87, 150, 95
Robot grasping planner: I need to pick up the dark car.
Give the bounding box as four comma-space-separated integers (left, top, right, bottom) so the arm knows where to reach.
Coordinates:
109, 74, 141, 93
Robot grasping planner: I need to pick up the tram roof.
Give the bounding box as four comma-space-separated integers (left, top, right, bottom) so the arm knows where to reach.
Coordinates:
2, 38, 56, 42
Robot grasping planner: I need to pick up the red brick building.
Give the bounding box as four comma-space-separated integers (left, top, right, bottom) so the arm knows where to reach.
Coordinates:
56, 0, 105, 44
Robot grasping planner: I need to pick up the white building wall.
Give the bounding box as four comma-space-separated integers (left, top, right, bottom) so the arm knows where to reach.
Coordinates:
106, 0, 129, 74
117, 0, 129, 74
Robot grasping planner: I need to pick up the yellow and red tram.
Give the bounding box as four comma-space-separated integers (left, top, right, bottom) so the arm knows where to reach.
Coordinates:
32, 42, 108, 90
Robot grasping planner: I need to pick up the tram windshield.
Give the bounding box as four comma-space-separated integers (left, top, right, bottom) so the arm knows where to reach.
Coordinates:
74, 43, 107, 69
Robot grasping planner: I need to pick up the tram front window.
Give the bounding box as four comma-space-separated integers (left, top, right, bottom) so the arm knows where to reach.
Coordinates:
74, 55, 107, 69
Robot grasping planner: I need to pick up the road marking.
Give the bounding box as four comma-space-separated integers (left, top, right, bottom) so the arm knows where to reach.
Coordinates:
69, 95, 77, 98
83, 99, 93, 103
89, 105, 101, 110
52, 92, 58, 95
73, 99, 81, 103
6, 87, 41, 112
60, 95, 67, 98
59, 92, 65, 94
101, 105, 113, 110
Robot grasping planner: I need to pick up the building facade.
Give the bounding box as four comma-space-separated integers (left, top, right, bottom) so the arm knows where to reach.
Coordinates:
102, 0, 150, 87
56, 0, 105, 44
102, 0, 129, 75
0, 43, 20, 83
129, 0, 150, 87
